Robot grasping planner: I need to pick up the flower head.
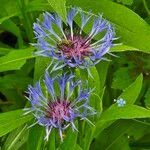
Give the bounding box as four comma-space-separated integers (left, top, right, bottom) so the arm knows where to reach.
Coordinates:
116, 98, 126, 107
25, 72, 95, 141
33, 7, 116, 69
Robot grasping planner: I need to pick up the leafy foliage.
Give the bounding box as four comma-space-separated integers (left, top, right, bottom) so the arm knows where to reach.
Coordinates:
0, 0, 150, 149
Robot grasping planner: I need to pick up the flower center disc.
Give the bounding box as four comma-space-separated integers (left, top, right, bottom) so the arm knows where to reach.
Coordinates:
58, 36, 91, 59
47, 100, 72, 123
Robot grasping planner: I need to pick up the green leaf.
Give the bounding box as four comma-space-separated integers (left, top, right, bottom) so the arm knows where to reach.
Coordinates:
0, 89, 26, 108
0, 47, 35, 72
96, 61, 110, 91
88, 66, 100, 94
75, 144, 82, 150
3, 126, 28, 150
25, 0, 52, 12
33, 57, 51, 83
58, 122, 78, 150
93, 74, 143, 138
127, 120, 150, 140
47, 0, 67, 23
90, 89, 104, 117
0, 47, 11, 55
47, 129, 55, 150
91, 120, 132, 150
94, 120, 115, 138
110, 44, 140, 52
0, 0, 20, 24
121, 0, 133, 5
17, 0, 34, 42
78, 66, 100, 95
144, 87, 150, 109
112, 67, 133, 90
0, 74, 32, 90
82, 124, 94, 150
82, 88, 105, 150
93, 119, 150, 150
1, 19, 23, 48
67, 0, 150, 53
118, 74, 143, 104
100, 105, 150, 121
27, 125, 44, 150
94, 105, 150, 138
0, 109, 33, 137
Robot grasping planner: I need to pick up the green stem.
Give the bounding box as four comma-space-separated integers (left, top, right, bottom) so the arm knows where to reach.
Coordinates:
143, 0, 150, 16
17, 0, 34, 42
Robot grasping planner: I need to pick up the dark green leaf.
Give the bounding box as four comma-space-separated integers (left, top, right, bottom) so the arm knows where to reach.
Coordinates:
0, 0, 20, 23
118, 74, 143, 104
112, 67, 133, 90
121, 0, 133, 5
96, 61, 110, 91
144, 87, 150, 109
1, 19, 23, 47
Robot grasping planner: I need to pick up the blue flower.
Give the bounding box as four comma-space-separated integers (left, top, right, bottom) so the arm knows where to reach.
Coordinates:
116, 98, 126, 107
33, 7, 116, 69
25, 72, 95, 141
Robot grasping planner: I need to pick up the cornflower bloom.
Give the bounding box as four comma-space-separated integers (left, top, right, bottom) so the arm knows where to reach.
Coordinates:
25, 72, 95, 141
33, 7, 116, 69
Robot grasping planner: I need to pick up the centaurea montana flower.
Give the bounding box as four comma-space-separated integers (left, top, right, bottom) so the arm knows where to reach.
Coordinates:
25, 72, 95, 141
33, 7, 116, 69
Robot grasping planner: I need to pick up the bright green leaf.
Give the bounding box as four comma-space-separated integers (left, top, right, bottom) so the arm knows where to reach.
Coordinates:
96, 61, 110, 91
0, 109, 33, 137
0, 47, 11, 55
27, 125, 44, 150
33, 57, 51, 83
47, 0, 67, 23
110, 44, 140, 53
58, 122, 78, 150
25, 0, 52, 12
88, 66, 100, 94
47, 129, 55, 150
3, 126, 28, 150
100, 105, 150, 121
0, 47, 35, 72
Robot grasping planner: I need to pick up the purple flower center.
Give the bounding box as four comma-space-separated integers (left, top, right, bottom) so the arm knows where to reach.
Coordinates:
58, 35, 91, 60
46, 100, 73, 124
